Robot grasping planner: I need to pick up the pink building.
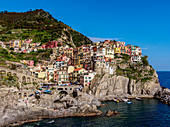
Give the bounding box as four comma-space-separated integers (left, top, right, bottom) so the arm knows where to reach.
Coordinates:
43, 40, 63, 49
104, 40, 110, 44
42, 45, 46, 49
25, 39, 32, 43
29, 60, 34, 66
23, 50, 27, 53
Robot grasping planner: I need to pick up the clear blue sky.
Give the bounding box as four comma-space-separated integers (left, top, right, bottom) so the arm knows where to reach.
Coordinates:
1, 0, 170, 71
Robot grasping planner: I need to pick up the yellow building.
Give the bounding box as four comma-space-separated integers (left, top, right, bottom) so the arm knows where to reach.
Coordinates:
68, 66, 75, 74
105, 48, 114, 58
30, 43, 35, 47
38, 72, 46, 79
66, 48, 74, 58
114, 48, 121, 54
73, 68, 85, 82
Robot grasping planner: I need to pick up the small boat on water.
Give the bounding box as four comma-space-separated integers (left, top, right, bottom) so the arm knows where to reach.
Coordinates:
136, 97, 142, 101
127, 101, 132, 104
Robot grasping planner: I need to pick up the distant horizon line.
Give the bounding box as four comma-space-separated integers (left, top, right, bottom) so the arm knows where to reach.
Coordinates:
156, 71, 170, 72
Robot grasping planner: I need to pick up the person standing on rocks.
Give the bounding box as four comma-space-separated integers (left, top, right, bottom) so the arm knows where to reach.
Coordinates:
25, 100, 27, 106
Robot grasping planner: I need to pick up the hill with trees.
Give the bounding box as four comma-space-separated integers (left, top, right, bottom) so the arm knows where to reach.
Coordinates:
0, 9, 92, 47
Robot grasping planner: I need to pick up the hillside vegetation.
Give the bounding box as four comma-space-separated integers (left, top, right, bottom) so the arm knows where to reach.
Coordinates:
114, 54, 157, 83
0, 46, 52, 65
0, 9, 92, 47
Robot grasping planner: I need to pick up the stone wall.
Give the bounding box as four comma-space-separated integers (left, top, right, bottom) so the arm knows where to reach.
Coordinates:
0, 67, 44, 84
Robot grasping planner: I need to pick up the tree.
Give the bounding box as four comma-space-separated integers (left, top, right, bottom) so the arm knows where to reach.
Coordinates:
0, 49, 8, 55
50, 78, 55, 83
141, 55, 149, 66
31, 56, 38, 66
57, 42, 62, 47
10, 47, 14, 51
11, 64, 17, 70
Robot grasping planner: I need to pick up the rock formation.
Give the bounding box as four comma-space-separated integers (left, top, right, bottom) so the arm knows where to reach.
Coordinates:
88, 73, 161, 100
0, 91, 102, 127
105, 110, 119, 117
154, 87, 170, 105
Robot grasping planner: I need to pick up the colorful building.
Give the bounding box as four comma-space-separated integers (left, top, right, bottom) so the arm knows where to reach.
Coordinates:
80, 70, 96, 87
114, 48, 121, 54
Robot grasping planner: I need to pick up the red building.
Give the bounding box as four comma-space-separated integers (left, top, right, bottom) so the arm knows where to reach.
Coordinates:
53, 71, 58, 82
42, 40, 63, 49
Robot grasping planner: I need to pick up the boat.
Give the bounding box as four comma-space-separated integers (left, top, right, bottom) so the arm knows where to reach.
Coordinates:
122, 99, 129, 102
113, 99, 119, 103
136, 97, 142, 101
127, 101, 132, 104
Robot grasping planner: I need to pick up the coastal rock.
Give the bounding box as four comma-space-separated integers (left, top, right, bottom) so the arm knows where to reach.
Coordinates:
0, 91, 102, 127
105, 110, 118, 117
89, 73, 161, 99
154, 87, 170, 105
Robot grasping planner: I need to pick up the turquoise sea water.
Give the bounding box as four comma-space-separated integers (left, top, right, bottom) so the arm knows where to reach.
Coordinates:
19, 72, 170, 127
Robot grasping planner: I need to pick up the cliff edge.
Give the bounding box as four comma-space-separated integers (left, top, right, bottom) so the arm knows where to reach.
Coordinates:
87, 54, 162, 100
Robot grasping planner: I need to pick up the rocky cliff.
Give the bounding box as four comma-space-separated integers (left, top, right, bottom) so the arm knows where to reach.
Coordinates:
0, 91, 102, 127
88, 55, 162, 100
88, 73, 161, 100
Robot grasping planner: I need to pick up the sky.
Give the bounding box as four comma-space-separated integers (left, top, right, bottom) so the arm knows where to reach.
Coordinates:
0, 0, 170, 71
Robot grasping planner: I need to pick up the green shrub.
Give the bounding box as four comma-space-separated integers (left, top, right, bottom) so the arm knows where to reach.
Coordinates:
116, 69, 123, 76
149, 70, 154, 76
10, 47, 14, 51
141, 55, 149, 66
141, 77, 152, 82
0, 49, 8, 55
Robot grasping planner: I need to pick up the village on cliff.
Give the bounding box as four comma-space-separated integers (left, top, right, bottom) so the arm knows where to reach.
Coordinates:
0, 39, 142, 89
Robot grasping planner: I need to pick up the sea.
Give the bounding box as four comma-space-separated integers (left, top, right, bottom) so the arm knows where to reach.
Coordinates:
18, 71, 170, 127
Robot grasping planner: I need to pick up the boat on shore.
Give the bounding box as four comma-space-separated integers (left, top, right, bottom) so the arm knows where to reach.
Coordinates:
113, 99, 119, 103
136, 97, 142, 101
122, 99, 129, 102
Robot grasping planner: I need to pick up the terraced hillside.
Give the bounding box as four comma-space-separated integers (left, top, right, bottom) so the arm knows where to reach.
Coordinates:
0, 9, 92, 47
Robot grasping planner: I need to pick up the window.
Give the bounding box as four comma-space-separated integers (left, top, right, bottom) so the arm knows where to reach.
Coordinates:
89, 77, 91, 79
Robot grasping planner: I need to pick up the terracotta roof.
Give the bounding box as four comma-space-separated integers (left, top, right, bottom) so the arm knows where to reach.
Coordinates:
56, 59, 65, 61
68, 48, 73, 50
74, 68, 83, 71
